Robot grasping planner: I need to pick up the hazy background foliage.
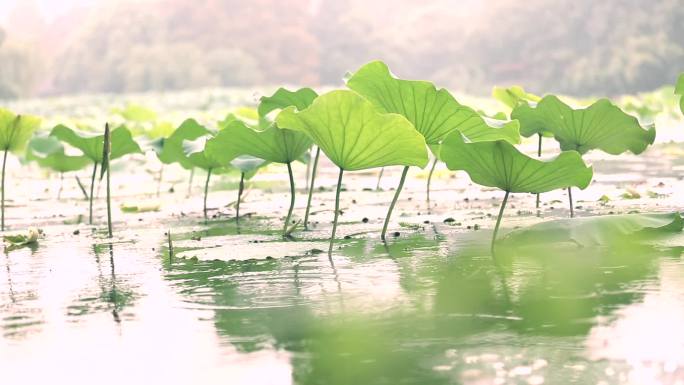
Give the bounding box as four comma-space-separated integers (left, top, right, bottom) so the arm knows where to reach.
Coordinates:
0, 0, 682, 99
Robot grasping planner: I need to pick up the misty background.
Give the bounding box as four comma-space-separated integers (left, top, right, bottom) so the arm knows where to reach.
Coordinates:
0, 0, 682, 100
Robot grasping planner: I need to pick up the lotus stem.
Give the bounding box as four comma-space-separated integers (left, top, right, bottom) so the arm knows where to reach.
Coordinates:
329, 167, 344, 256
568, 187, 574, 218
305, 147, 312, 191
105, 159, 112, 239
188, 168, 195, 197
283, 162, 296, 235
156, 164, 164, 197
1, 148, 8, 231
88, 162, 98, 225
376, 167, 384, 190
75, 175, 89, 200
491, 190, 510, 254
426, 157, 438, 204
57, 172, 64, 200
203, 168, 212, 219
104, 123, 112, 238
236, 172, 245, 224
536, 134, 542, 210
303, 147, 320, 230
167, 229, 173, 260
381, 166, 409, 241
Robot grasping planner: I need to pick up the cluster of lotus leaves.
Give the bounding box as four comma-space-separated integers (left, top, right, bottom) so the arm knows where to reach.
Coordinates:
0, 109, 42, 153
276, 90, 429, 171
512, 95, 656, 154
205, 88, 318, 167
441, 132, 593, 194
49, 124, 143, 163
345, 61, 521, 155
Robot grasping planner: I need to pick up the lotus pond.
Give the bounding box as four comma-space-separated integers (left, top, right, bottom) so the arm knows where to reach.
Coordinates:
1, 70, 684, 385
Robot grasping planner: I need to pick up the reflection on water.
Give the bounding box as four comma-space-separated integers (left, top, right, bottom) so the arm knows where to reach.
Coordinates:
1, 221, 683, 384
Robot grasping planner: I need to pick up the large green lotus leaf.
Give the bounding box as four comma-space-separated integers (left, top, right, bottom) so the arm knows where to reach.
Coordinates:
512, 95, 655, 155
0, 109, 41, 153
276, 90, 428, 171
503, 212, 683, 247
258, 87, 318, 118
441, 131, 593, 193
205, 120, 311, 165
182, 136, 223, 171
675, 73, 684, 115
50, 124, 142, 162
492, 85, 541, 110
346, 61, 520, 145
157, 119, 211, 169
26, 136, 90, 172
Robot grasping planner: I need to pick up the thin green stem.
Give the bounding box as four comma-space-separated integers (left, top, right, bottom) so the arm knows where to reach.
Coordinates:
88, 162, 98, 225
491, 191, 510, 254
203, 168, 212, 219
283, 162, 296, 235
156, 164, 164, 197
426, 157, 438, 204
303, 147, 320, 230
105, 157, 112, 238
75, 175, 89, 200
188, 168, 195, 197
376, 167, 384, 191
329, 168, 344, 256
568, 187, 574, 218
57, 172, 64, 200
1, 148, 8, 231
236, 172, 244, 224
536, 134, 542, 210
381, 166, 409, 241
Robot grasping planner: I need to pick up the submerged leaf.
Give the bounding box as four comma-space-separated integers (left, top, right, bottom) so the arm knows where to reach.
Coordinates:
276, 90, 428, 171
50, 124, 142, 162
206, 120, 311, 165
503, 212, 683, 247
346, 61, 520, 145
26, 136, 90, 172
0, 109, 41, 153
258, 87, 318, 117
441, 132, 593, 193
512, 95, 656, 154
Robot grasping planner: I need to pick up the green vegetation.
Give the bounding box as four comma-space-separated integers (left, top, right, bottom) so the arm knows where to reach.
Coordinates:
0, 109, 41, 231
512, 95, 655, 217
49, 124, 142, 225
441, 132, 593, 251
277, 90, 428, 254
346, 61, 519, 240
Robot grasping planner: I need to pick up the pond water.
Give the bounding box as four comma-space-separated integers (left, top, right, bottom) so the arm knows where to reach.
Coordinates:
1, 146, 684, 385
